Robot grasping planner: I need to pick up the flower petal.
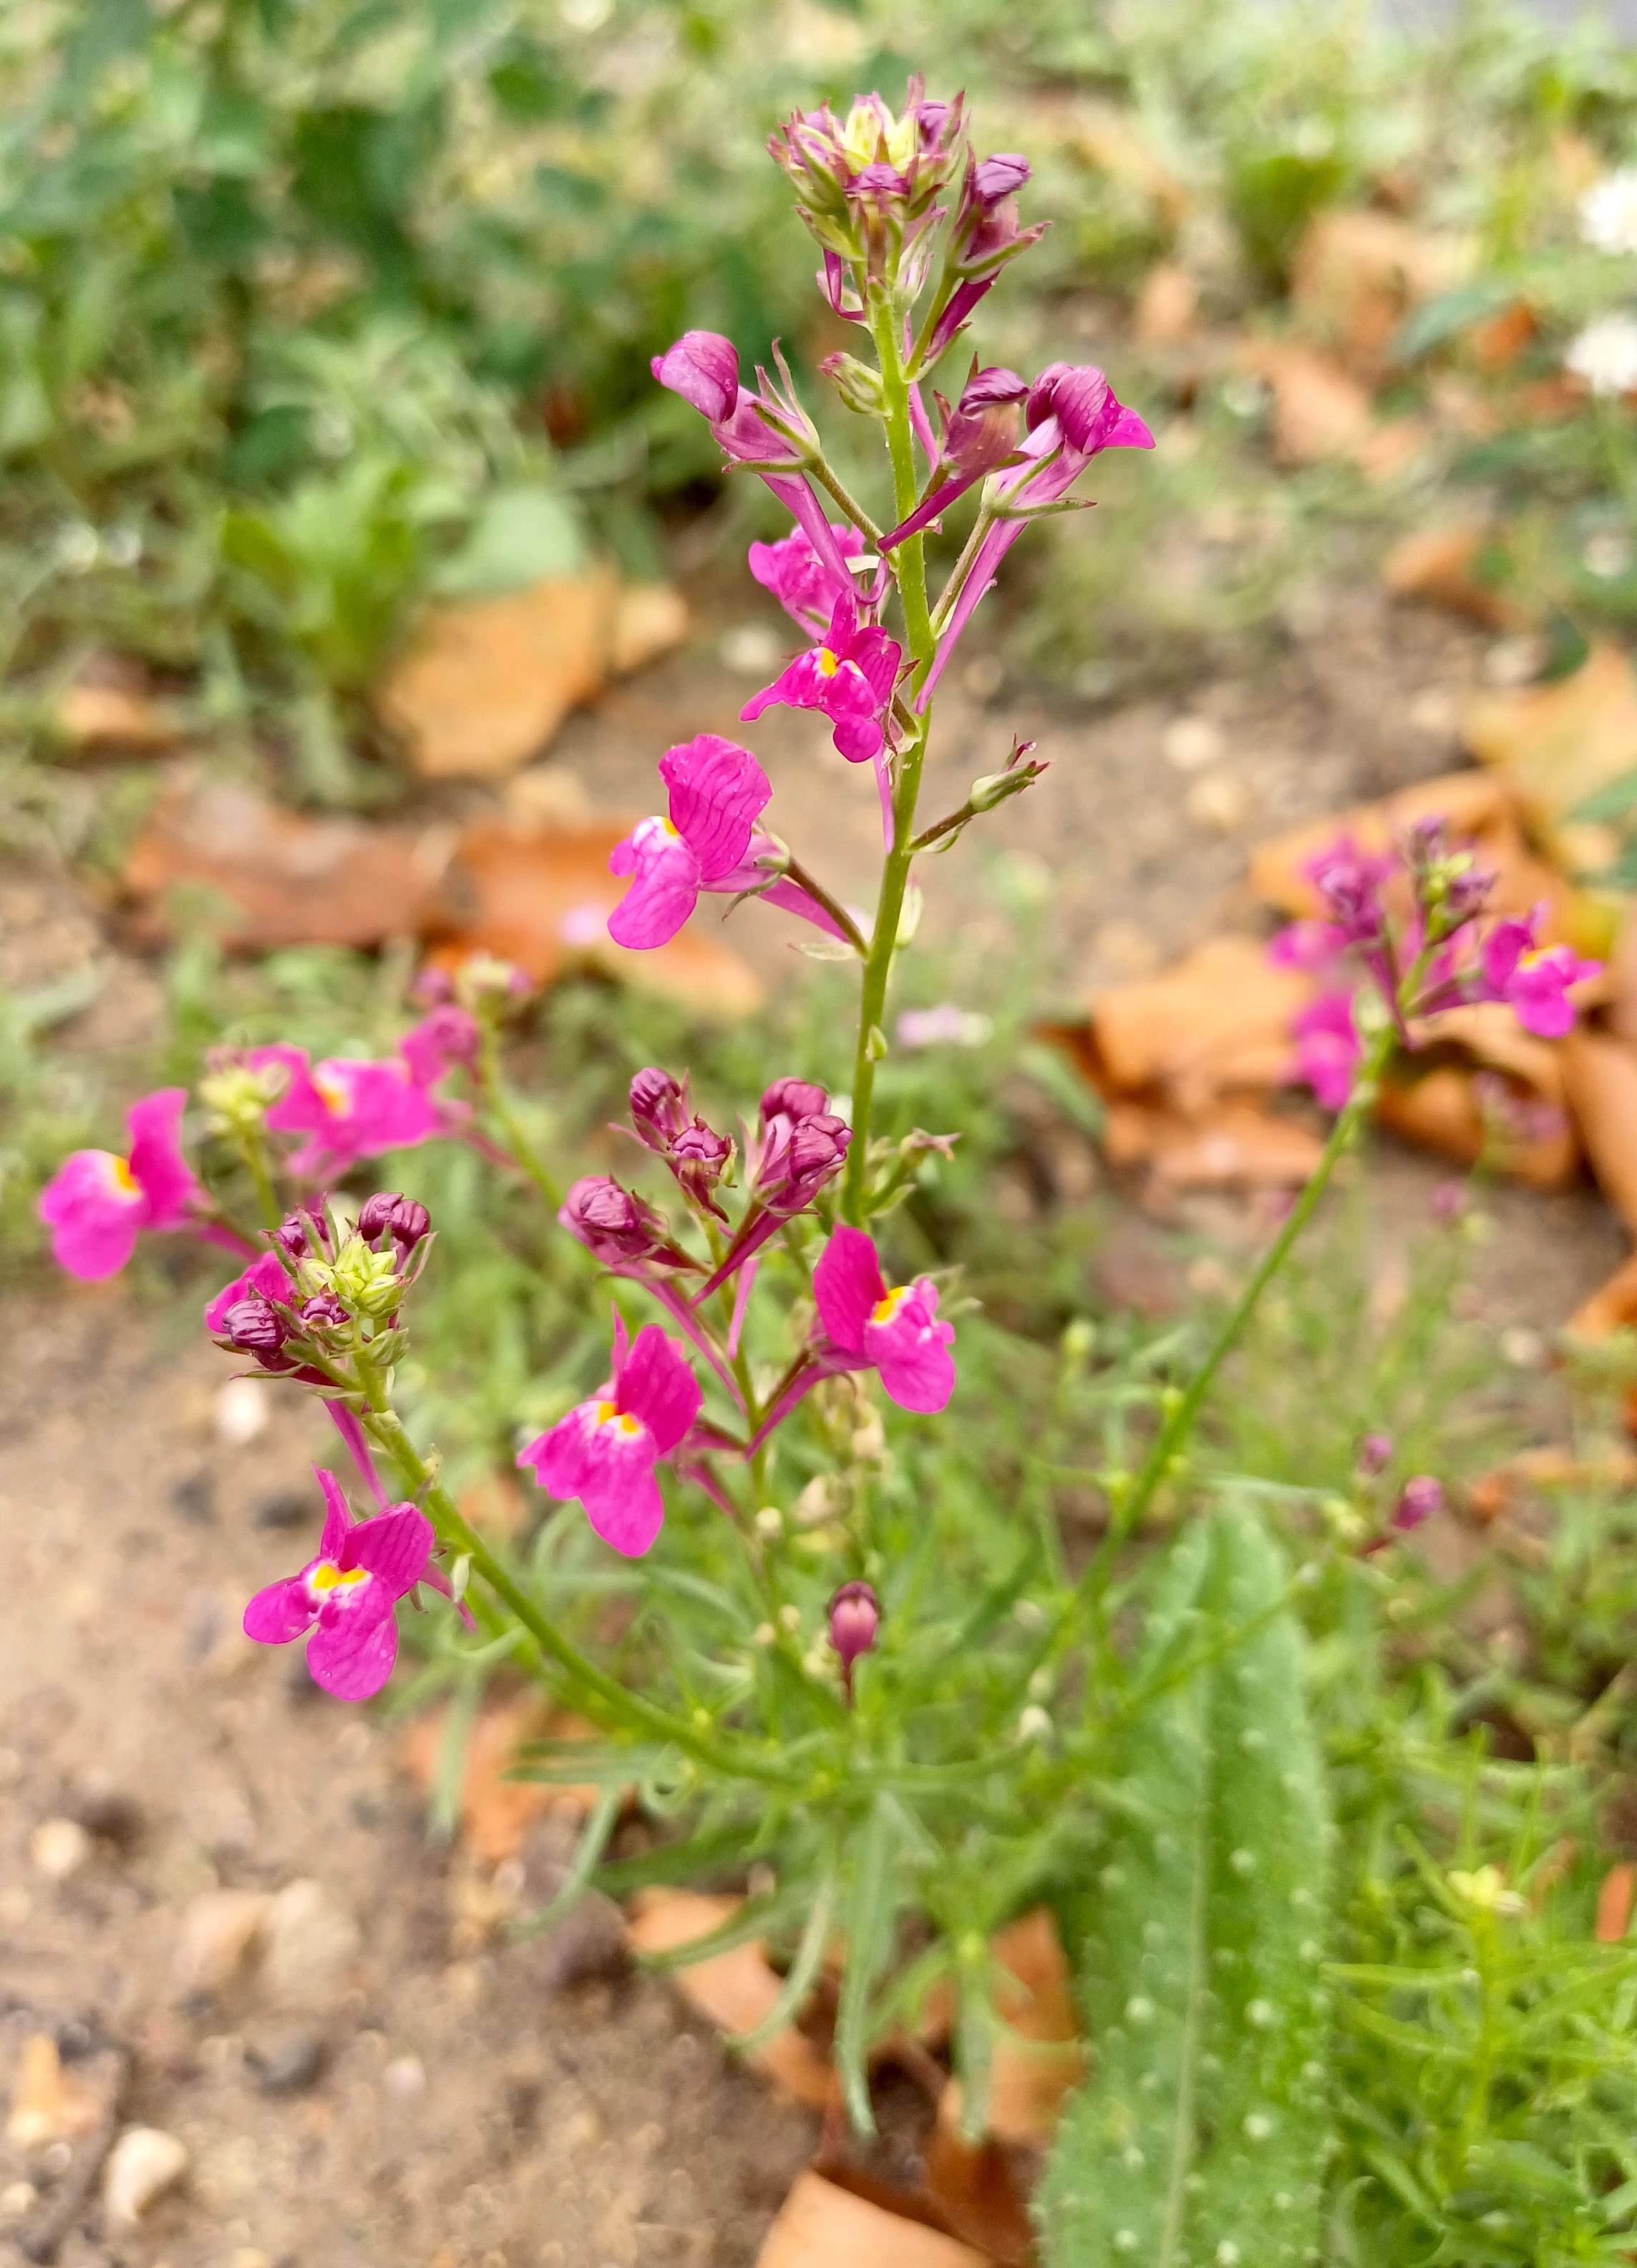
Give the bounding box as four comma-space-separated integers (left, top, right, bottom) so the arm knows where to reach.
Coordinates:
243, 1576, 316, 1645
127, 1089, 199, 1228
659, 735, 771, 883
582, 1461, 666, 1558
204, 1251, 289, 1334
865, 1286, 957, 1413
37, 1151, 145, 1281
812, 1225, 885, 1356
607, 817, 702, 949
314, 1468, 354, 1563
615, 1323, 701, 1456
307, 1601, 399, 1700
344, 1505, 434, 1596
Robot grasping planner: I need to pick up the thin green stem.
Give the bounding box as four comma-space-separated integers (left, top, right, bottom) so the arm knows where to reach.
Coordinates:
477, 1019, 561, 1209
782, 856, 867, 954
1090, 1026, 1395, 1568
840, 301, 940, 1223
808, 457, 884, 546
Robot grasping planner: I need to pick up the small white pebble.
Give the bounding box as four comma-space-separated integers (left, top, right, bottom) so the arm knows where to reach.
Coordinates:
1162, 715, 1224, 772
382, 2055, 424, 2099
30, 1818, 92, 1882
1, 2181, 37, 2219
102, 2126, 188, 2228
215, 1377, 270, 1447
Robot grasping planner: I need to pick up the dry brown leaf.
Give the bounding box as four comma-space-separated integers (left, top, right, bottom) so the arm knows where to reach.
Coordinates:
399, 1697, 603, 1864
6, 2035, 107, 2150
1241, 341, 1374, 466
626, 1889, 837, 2109
55, 679, 185, 753
919, 2120, 1036, 2267
457, 1472, 526, 1538
1374, 1061, 1579, 1191
1382, 526, 1518, 629
1104, 1097, 1325, 1189
611, 583, 689, 676
125, 778, 455, 951
1562, 1030, 1637, 1232
1133, 261, 1198, 346
1463, 645, 1637, 837
756, 2171, 989, 2268
379, 568, 619, 780
431, 817, 764, 1018
1566, 1251, 1637, 1340
1598, 1864, 1636, 1944
978, 1909, 1084, 2149
1290, 210, 1473, 377
1471, 300, 1538, 369
1089, 935, 1313, 1108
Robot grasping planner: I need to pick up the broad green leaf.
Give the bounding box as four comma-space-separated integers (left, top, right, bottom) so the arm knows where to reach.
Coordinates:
1038, 1502, 1333, 2268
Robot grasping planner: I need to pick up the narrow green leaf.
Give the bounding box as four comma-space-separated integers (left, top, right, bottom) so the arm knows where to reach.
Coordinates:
1039, 1502, 1333, 2268
515, 1784, 621, 1937
732, 1870, 837, 2057
835, 1795, 907, 2134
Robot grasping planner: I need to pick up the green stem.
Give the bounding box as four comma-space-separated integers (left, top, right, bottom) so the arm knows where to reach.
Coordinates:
477, 1019, 561, 1209
1097, 1026, 1394, 1559
237, 1126, 281, 1231
840, 302, 940, 1223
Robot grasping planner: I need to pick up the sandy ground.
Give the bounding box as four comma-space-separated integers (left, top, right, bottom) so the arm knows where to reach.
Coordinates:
1, 579, 1631, 2266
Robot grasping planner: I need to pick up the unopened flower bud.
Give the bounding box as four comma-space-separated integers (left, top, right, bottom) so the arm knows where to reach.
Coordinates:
820, 352, 888, 417
629, 1068, 689, 1152
651, 330, 740, 425
299, 1289, 349, 1332
359, 1191, 432, 1253
1356, 1432, 1394, 1478
199, 1060, 286, 1135
220, 1296, 286, 1358
1393, 1476, 1444, 1532
828, 1580, 880, 1697
329, 1237, 401, 1319
760, 1077, 830, 1125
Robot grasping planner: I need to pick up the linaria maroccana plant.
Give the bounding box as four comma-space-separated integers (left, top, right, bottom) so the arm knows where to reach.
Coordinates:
34, 76, 1612, 2259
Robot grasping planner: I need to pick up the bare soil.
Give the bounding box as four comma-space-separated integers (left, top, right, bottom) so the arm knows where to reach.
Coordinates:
1, 582, 1628, 2267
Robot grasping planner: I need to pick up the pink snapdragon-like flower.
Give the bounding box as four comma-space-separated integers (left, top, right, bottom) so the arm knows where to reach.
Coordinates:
251, 1045, 442, 1177
1292, 992, 1361, 1112
916, 367, 1152, 702
607, 735, 847, 950
400, 1005, 480, 1086
879, 367, 1027, 549
243, 1468, 432, 1701
748, 523, 858, 636
812, 1226, 956, 1413
741, 594, 900, 765
1480, 913, 1600, 1039
518, 1314, 702, 1556
38, 1088, 200, 1281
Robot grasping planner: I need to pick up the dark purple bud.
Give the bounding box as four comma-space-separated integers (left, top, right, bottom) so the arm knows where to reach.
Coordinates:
411, 964, 455, 1006
359, 1191, 432, 1253
829, 1580, 880, 1699
1357, 1432, 1394, 1478
779, 1117, 851, 1212
760, 1077, 830, 1128
273, 1213, 311, 1259
300, 1291, 349, 1332
1392, 1476, 1444, 1532
220, 1296, 286, 1357
1025, 362, 1125, 455
559, 1175, 674, 1268
651, 331, 740, 425
972, 153, 1030, 203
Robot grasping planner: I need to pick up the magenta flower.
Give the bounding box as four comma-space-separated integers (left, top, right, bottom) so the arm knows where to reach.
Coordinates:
518, 1314, 702, 1556
1292, 992, 1361, 1111
38, 1088, 200, 1281
828, 1579, 880, 1701
696, 1080, 852, 1299
1357, 1431, 1394, 1478
608, 735, 847, 949
243, 1468, 433, 1701
879, 367, 1027, 549
651, 331, 739, 423
1392, 1476, 1444, 1532
749, 523, 858, 636
400, 1005, 480, 1087
1481, 914, 1600, 1039
812, 1226, 956, 1413
1306, 838, 1394, 949
741, 594, 900, 765
628, 1069, 733, 1218
559, 1175, 696, 1274
205, 1249, 290, 1336
252, 1045, 442, 1177
918, 367, 1152, 703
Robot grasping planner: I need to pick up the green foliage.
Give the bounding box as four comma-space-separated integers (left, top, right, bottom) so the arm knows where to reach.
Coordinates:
1039, 1502, 1333, 2268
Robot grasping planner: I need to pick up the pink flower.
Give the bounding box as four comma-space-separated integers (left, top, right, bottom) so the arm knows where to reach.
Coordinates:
1292, 992, 1361, 1111
740, 594, 900, 765
651, 331, 739, 423
608, 735, 847, 949
748, 523, 858, 636
243, 1468, 433, 1701
812, 1225, 956, 1414
1481, 914, 1600, 1039
400, 1006, 480, 1086
38, 1088, 199, 1281
517, 1314, 702, 1557
1306, 838, 1394, 949
253, 1045, 442, 1176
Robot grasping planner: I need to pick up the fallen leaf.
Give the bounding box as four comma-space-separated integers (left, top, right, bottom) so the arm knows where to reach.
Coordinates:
611, 583, 689, 675
1598, 1863, 1636, 1944
1562, 1029, 1637, 1233
1463, 644, 1637, 839
1133, 261, 1198, 346
756, 2171, 988, 2268
399, 1697, 603, 1864
1471, 299, 1538, 369
1104, 1097, 1325, 1189
626, 1889, 836, 2108
125, 778, 455, 951
1383, 525, 1519, 629
1087, 935, 1314, 1110
379, 568, 619, 780
6, 2035, 107, 2149
920, 2118, 1036, 2266
1566, 1251, 1637, 1340
1290, 209, 1473, 377
1375, 1054, 1579, 1192
431, 818, 764, 1018
979, 1909, 1084, 2149
1241, 341, 1374, 465
55, 679, 185, 753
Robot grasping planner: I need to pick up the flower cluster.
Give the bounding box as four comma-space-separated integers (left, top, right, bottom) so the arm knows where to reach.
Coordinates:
1276, 819, 1600, 1110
